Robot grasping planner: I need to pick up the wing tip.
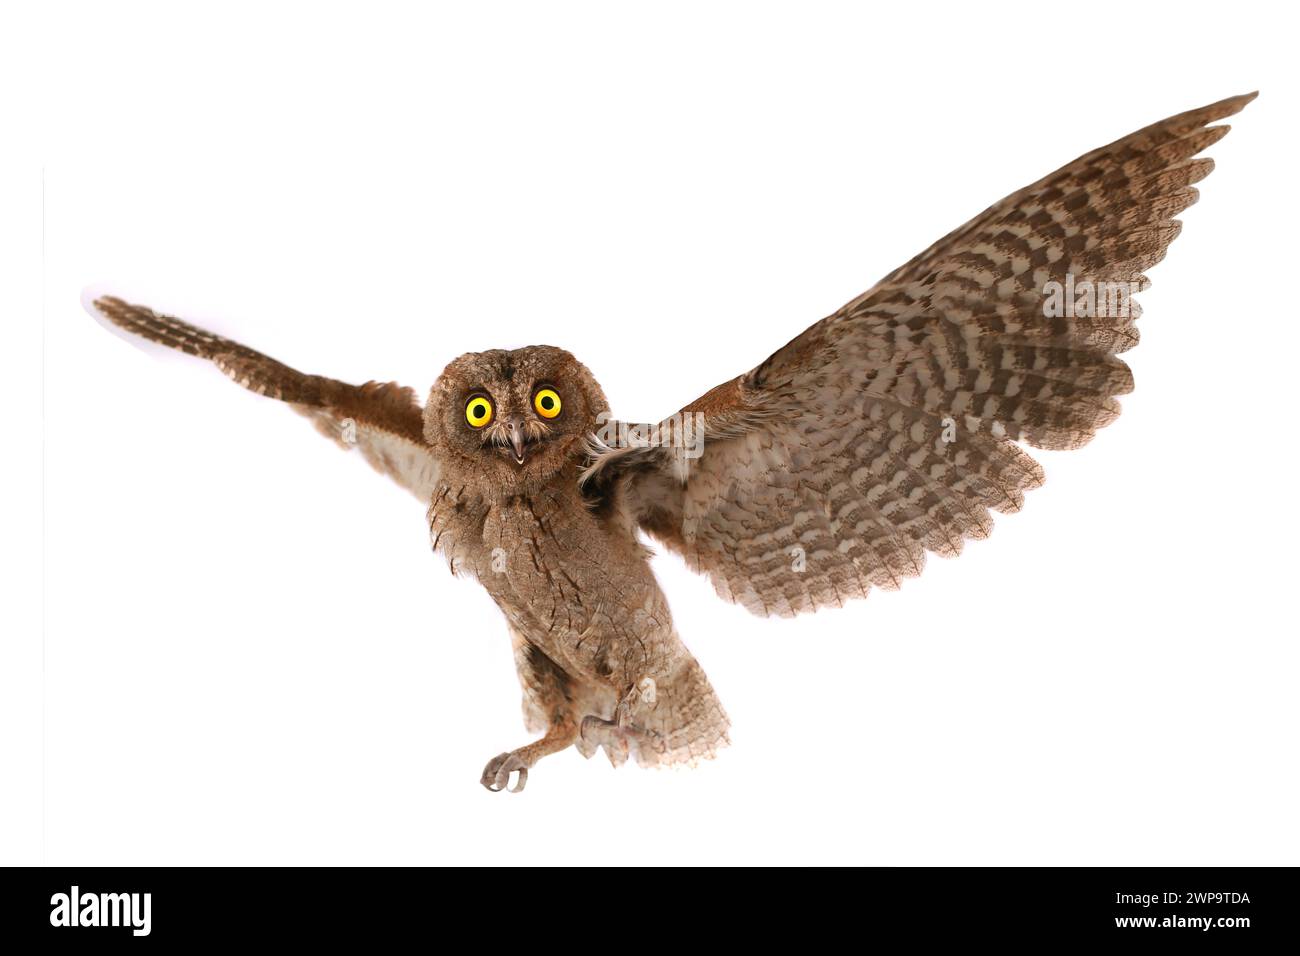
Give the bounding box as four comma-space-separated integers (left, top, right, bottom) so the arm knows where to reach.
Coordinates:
80, 282, 120, 323
81, 285, 172, 359
1202, 90, 1258, 124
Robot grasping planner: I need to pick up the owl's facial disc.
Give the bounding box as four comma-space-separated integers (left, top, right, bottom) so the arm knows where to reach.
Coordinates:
428, 346, 610, 491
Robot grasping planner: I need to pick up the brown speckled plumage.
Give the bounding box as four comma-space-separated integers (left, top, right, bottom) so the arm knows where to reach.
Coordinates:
91, 93, 1254, 791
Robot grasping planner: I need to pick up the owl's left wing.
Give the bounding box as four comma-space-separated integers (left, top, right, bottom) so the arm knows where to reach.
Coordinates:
582, 93, 1254, 617
91, 296, 440, 502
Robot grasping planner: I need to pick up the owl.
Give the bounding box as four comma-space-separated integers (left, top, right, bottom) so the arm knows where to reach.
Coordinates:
90, 93, 1254, 792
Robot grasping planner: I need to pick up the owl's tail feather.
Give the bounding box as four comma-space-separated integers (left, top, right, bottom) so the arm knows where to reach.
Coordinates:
630, 655, 731, 769
87, 295, 440, 502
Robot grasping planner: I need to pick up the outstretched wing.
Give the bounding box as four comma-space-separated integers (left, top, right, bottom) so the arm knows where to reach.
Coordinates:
583, 93, 1255, 617
91, 296, 440, 502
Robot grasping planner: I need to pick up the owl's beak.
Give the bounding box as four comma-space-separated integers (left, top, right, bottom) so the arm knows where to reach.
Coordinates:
507, 420, 527, 464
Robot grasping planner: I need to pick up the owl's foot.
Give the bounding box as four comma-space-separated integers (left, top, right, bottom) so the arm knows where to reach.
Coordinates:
580, 715, 631, 767
480, 721, 580, 793
580, 678, 664, 766
580, 711, 660, 768
480, 751, 530, 793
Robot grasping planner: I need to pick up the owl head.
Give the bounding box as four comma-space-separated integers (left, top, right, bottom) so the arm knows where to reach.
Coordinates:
424, 345, 609, 493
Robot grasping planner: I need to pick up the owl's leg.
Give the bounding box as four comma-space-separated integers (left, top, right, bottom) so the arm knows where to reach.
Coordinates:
480, 721, 577, 793
481, 636, 580, 793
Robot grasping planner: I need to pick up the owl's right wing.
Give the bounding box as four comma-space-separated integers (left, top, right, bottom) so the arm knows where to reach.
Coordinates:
90, 296, 440, 502
582, 92, 1254, 617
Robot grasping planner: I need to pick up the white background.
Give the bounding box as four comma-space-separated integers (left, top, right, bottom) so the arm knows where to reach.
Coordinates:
5, 1, 1297, 865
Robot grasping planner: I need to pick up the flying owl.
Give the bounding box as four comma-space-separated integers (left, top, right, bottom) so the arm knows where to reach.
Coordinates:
89, 93, 1254, 792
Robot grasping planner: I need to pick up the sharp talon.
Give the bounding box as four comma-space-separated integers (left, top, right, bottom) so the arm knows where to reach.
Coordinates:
580, 715, 604, 742
480, 752, 512, 792
481, 751, 530, 793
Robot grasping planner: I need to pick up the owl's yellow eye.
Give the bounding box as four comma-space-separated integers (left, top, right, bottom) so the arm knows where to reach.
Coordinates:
533, 388, 562, 419
465, 395, 493, 428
